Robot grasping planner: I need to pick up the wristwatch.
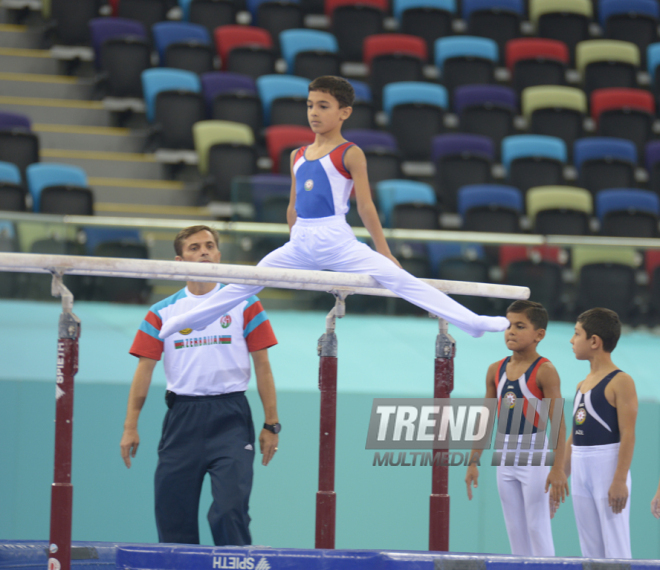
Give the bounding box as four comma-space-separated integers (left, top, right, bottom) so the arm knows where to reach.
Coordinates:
263, 422, 282, 434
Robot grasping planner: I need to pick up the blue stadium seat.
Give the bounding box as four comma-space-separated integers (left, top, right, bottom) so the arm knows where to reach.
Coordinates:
435, 36, 498, 68
376, 179, 436, 227
0, 161, 22, 184
462, 0, 523, 20
347, 79, 372, 101
26, 163, 88, 212
280, 29, 338, 73
247, 0, 300, 18
457, 183, 522, 217
501, 134, 567, 171
256, 74, 309, 125
82, 228, 142, 255
382, 81, 448, 117
596, 188, 660, 219
393, 0, 455, 20
89, 17, 146, 67
152, 21, 211, 62
574, 137, 637, 170
142, 68, 202, 123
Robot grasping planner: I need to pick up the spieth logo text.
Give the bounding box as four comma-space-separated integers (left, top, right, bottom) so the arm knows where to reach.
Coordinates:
213, 555, 271, 570
366, 398, 564, 467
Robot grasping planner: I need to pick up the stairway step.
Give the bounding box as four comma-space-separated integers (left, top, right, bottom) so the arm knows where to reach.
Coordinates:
94, 202, 212, 220
88, 176, 197, 209
40, 148, 167, 179
0, 71, 93, 98
0, 24, 42, 49
0, 95, 111, 125
0, 46, 62, 73
33, 124, 146, 153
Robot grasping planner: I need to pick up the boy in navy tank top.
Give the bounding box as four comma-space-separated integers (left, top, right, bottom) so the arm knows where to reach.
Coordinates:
159, 76, 509, 340
466, 300, 568, 556
565, 308, 637, 558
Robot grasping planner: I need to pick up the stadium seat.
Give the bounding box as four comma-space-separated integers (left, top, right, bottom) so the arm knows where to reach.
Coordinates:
498, 244, 564, 271
600, 0, 658, 65
26, 163, 88, 212
252, 1, 304, 51
180, 0, 237, 34
345, 130, 402, 185
437, 257, 493, 314
364, 34, 427, 107
142, 67, 202, 123
0, 182, 27, 212
576, 261, 638, 322
590, 88, 655, 154
521, 85, 587, 154
152, 22, 214, 74
0, 162, 22, 186
194, 121, 258, 202
647, 42, 660, 97
457, 183, 522, 232
453, 84, 516, 154
0, 221, 18, 296
382, 82, 448, 160
256, 74, 309, 126
501, 134, 566, 193
645, 140, 660, 194
463, 0, 524, 61
343, 80, 376, 130
89, 17, 146, 67
574, 137, 637, 195
326, 0, 387, 61
82, 227, 141, 255
505, 38, 569, 93
50, 0, 100, 46
526, 185, 592, 235
200, 72, 259, 130
264, 124, 315, 173
0, 131, 40, 181
505, 260, 564, 318
280, 29, 339, 77
214, 25, 275, 78
596, 188, 659, 237
344, 129, 397, 151
529, 0, 592, 63
392, 203, 440, 229
40, 185, 94, 216
396, 0, 454, 57
118, 0, 170, 34
435, 36, 498, 95
0, 111, 31, 131
92, 241, 152, 304
93, 31, 151, 98
432, 133, 494, 211
576, 39, 640, 95
375, 179, 436, 227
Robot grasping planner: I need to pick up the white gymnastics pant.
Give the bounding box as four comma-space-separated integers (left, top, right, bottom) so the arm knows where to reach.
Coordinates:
572, 443, 631, 559
495, 435, 554, 557
159, 216, 509, 339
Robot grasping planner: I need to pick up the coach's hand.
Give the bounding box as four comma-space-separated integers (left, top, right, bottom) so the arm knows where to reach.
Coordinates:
465, 464, 479, 500
545, 466, 569, 507
259, 429, 278, 466
120, 428, 140, 468
609, 478, 629, 514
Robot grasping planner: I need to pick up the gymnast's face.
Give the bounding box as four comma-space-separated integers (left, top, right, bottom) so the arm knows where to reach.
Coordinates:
505, 312, 544, 351
176, 230, 221, 264
307, 90, 352, 134
570, 322, 593, 360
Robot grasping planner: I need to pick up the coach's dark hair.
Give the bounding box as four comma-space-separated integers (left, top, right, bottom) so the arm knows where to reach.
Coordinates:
308, 76, 355, 108
506, 300, 548, 330
577, 308, 621, 353
174, 225, 219, 256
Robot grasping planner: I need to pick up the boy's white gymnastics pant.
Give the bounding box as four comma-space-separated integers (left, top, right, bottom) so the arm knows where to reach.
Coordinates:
159, 216, 510, 339
571, 443, 632, 559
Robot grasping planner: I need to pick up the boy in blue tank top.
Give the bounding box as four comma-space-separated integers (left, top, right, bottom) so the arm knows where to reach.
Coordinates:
465, 300, 568, 557
565, 308, 637, 558
159, 76, 509, 339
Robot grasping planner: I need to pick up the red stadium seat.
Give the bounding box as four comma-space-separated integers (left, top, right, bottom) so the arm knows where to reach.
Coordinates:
214, 25, 273, 68
264, 125, 315, 173
499, 244, 564, 272
590, 87, 655, 123
362, 33, 427, 66
505, 38, 569, 71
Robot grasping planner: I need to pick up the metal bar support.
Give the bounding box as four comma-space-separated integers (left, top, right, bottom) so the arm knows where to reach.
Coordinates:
48, 272, 80, 570
429, 318, 455, 552
315, 291, 346, 549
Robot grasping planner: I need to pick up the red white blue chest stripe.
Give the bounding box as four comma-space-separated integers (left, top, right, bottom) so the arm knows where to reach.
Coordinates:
293, 142, 355, 218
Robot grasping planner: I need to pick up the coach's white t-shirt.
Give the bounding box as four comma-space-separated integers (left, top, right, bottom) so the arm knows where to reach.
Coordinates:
130, 284, 277, 396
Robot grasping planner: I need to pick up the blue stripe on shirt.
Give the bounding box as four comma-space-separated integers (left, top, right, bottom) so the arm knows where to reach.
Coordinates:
244, 311, 267, 337
139, 320, 161, 340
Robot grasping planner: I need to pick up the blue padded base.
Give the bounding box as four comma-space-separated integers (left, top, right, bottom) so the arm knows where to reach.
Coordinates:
2, 542, 660, 570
